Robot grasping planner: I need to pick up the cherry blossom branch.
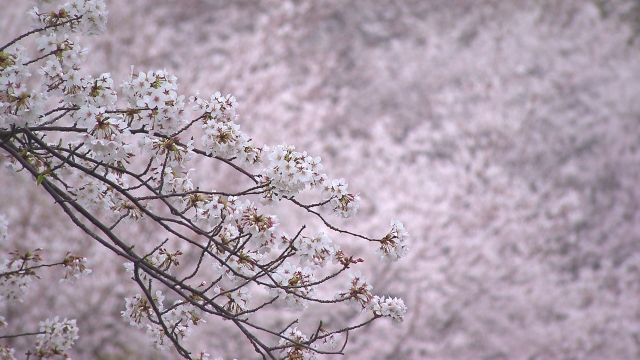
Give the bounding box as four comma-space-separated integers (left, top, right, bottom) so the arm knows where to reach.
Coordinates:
0, 2, 409, 357
0, 15, 83, 53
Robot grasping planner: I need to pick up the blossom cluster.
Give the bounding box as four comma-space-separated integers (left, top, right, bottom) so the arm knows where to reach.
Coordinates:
261, 144, 326, 202
60, 254, 92, 284
121, 69, 186, 135
278, 326, 317, 360
35, 317, 79, 356
370, 296, 407, 324
0, 257, 33, 303
240, 203, 279, 253
121, 290, 205, 350
217, 286, 251, 315
0, 43, 44, 128
190, 91, 265, 166
29, 0, 107, 35
276, 324, 344, 360
322, 178, 361, 218
288, 231, 338, 268
375, 220, 410, 262
333, 272, 407, 322
270, 262, 318, 311
335, 271, 374, 311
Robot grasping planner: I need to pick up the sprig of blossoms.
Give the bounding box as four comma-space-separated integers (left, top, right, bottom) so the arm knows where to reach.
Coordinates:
34, 317, 79, 357
79, 121, 134, 162
334, 272, 408, 324
269, 262, 317, 311
369, 295, 407, 324
122, 290, 206, 350
140, 136, 194, 169
279, 232, 338, 269
261, 144, 326, 202
0, 260, 32, 303
148, 299, 205, 349
0, 45, 45, 129
318, 331, 342, 350
375, 220, 410, 262
335, 271, 374, 311
190, 91, 266, 166
149, 166, 195, 198
190, 91, 238, 123
59, 254, 92, 284
0, 250, 43, 303
212, 250, 262, 282
28, 0, 108, 36
121, 291, 164, 329
322, 178, 361, 218
217, 286, 251, 315
278, 327, 317, 360
123, 248, 182, 280
120, 69, 187, 135
240, 203, 278, 253
37, 37, 88, 101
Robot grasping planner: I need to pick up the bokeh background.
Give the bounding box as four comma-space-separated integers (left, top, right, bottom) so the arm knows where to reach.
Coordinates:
2, 0, 640, 359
